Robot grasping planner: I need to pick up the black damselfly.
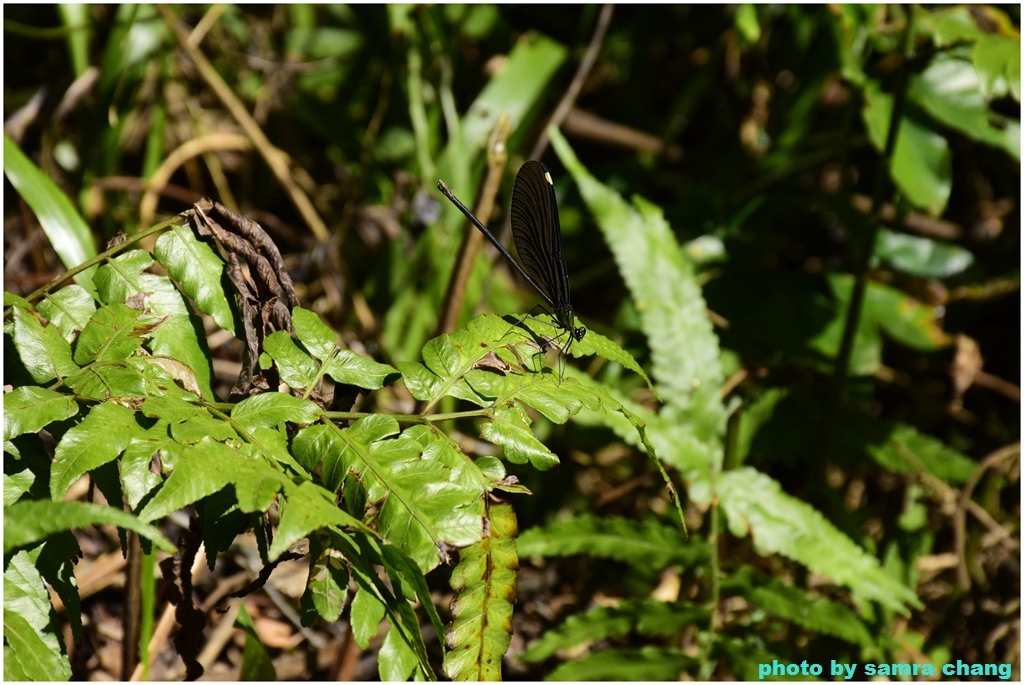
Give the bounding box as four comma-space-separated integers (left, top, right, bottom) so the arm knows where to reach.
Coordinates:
437, 160, 586, 358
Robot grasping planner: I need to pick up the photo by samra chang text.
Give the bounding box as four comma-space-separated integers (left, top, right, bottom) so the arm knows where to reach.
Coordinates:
758, 659, 1014, 680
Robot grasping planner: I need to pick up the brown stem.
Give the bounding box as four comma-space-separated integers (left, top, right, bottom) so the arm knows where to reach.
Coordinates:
435, 118, 511, 337
561, 108, 684, 161
122, 532, 142, 680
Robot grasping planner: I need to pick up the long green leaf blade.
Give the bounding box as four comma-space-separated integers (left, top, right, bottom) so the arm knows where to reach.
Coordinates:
4, 500, 174, 553
3, 133, 97, 295
722, 566, 875, 648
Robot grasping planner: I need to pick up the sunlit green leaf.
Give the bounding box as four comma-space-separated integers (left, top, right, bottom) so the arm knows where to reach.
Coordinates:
137, 438, 288, 523
480, 404, 559, 470
64, 361, 148, 400
316, 416, 485, 573
121, 426, 181, 510
49, 401, 141, 499
94, 254, 214, 399
232, 393, 322, 431
155, 224, 236, 332
5, 291, 31, 309
72, 303, 155, 365
94, 250, 153, 304
4, 499, 173, 553
862, 83, 952, 216
874, 227, 974, 278
37, 286, 96, 343
291, 307, 336, 361
3, 387, 78, 442
270, 309, 397, 391
828, 273, 951, 352
268, 481, 370, 561
350, 583, 386, 650
734, 4, 760, 45
4, 549, 72, 681
301, 532, 350, 624
379, 626, 419, 682
910, 57, 1019, 160
973, 32, 1020, 101
322, 351, 396, 390
922, 6, 981, 47
12, 306, 79, 384
263, 331, 320, 390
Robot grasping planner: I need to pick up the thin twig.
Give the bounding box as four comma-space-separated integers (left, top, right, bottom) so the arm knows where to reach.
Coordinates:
819, 6, 915, 453
953, 442, 1020, 590
973, 370, 1021, 403
91, 176, 201, 204
561, 108, 684, 160
849, 192, 962, 241
156, 4, 330, 241
330, 625, 363, 681
528, 4, 614, 161
498, 4, 614, 246
263, 582, 327, 650
139, 133, 251, 227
